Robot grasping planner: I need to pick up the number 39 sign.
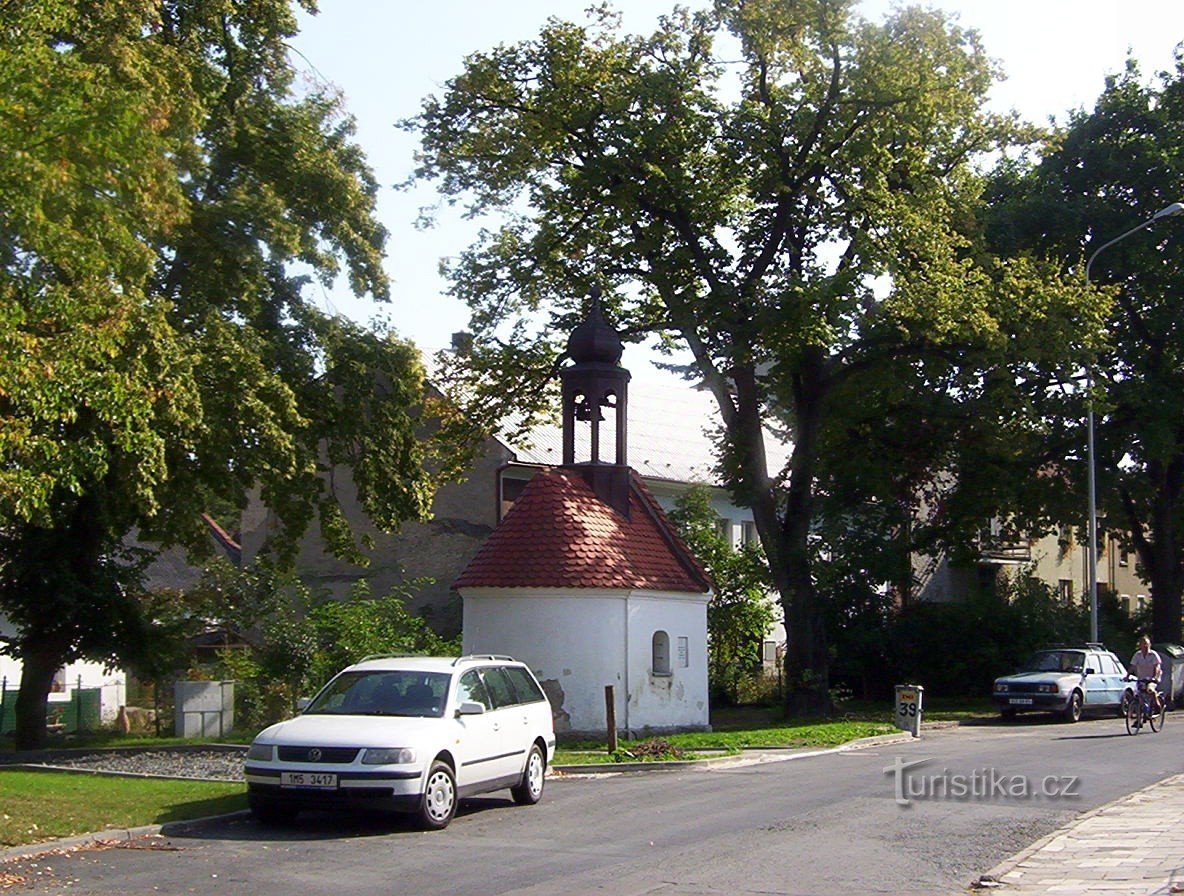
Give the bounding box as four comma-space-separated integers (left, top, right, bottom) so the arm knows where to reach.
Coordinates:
894, 684, 924, 738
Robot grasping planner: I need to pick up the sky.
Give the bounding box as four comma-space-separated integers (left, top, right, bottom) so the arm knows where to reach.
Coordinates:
289, 0, 1184, 368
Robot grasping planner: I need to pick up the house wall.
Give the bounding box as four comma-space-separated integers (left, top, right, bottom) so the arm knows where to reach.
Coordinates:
0, 616, 126, 727
460, 587, 710, 736
238, 435, 515, 638
624, 591, 710, 732
913, 526, 1151, 616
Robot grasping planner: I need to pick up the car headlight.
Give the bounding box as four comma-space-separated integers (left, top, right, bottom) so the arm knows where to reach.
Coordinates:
245, 742, 273, 761
362, 748, 416, 765
1038, 684, 1060, 693
994, 683, 1008, 693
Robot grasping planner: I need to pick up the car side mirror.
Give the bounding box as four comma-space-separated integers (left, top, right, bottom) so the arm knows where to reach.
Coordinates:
1084, 668, 1095, 675
295, 697, 311, 712
457, 701, 486, 716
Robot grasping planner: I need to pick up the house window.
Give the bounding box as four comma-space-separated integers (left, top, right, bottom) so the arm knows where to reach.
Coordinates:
677, 636, 689, 668
742, 521, 759, 547
762, 640, 778, 666
1057, 579, 1073, 602
652, 631, 671, 676
715, 518, 732, 546
500, 477, 530, 519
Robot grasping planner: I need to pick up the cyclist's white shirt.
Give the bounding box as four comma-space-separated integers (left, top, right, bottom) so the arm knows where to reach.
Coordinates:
1130, 649, 1162, 681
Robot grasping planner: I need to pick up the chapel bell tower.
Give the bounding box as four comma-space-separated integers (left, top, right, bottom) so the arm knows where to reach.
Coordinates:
560, 286, 632, 515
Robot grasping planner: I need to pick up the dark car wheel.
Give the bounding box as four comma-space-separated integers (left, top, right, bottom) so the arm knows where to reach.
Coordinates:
1062, 690, 1083, 723
417, 760, 457, 830
511, 744, 546, 805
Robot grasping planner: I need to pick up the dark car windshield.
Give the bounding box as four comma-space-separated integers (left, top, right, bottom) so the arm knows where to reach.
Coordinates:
305, 670, 450, 718
1022, 651, 1085, 674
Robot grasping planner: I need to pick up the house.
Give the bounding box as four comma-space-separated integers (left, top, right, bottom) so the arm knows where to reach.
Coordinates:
456, 296, 714, 735
912, 517, 1150, 612
234, 357, 786, 657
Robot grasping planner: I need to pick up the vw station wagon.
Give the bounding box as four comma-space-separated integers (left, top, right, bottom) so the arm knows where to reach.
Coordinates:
244, 655, 556, 829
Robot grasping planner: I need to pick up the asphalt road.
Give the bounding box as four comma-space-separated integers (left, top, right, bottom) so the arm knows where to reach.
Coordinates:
5, 714, 1183, 896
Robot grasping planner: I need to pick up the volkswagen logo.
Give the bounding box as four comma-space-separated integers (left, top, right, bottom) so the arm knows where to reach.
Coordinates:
307, 748, 322, 762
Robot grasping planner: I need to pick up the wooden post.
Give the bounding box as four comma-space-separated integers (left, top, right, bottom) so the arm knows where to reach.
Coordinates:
604, 685, 617, 753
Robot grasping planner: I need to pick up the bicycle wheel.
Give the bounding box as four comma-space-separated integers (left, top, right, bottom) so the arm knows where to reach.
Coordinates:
1125, 695, 1141, 735
1151, 696, 1166, 732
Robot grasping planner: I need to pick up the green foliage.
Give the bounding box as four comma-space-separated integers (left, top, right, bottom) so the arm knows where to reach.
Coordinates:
303, 581, 459, 688
0, 0, 452, 748
876, 575, 1140, 700
187, 566, 460, 729
405, 0, 1100, 714
983, 57, 1184, 643
668, 487, 775, 703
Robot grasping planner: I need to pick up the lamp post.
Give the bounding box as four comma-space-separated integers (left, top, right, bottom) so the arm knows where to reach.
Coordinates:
1083, 201, 1184, 643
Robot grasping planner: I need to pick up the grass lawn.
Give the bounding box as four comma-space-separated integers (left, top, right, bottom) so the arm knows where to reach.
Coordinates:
0, 771, 246, 849
553, 698, 993, 764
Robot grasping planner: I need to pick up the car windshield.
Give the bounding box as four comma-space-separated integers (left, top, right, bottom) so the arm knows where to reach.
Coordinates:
304, 670, 450, 718
1022, 651, 1085, 673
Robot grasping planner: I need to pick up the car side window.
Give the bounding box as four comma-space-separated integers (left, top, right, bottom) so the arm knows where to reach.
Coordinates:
457, 670, 492, 709
1099, 655, 1121, 676
503, 666, 545, 704
480, 667, 519, 709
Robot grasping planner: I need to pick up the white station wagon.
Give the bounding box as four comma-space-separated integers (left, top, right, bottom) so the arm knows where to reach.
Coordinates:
244, 655, 556, 829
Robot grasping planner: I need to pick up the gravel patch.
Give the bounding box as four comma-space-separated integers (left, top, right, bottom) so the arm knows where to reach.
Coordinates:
21, 748, 246, 783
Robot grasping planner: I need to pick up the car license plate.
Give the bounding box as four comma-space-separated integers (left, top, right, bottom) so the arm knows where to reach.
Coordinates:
1009, 698, 1033, 706
281, 772, 337, 789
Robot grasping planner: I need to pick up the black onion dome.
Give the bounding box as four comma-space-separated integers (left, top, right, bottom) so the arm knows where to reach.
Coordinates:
567, 287, 623, 365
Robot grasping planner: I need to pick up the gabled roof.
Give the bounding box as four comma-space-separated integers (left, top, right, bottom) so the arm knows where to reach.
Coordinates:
454, 467, 712, 594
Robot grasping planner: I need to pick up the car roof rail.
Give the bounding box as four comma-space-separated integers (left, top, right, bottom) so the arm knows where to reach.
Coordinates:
1085, 642, 1107, 650
357, 652, 431, 662
453, 654, 516, 665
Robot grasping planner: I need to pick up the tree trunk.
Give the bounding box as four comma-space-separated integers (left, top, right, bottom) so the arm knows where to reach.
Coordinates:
12, 641, 63, 751
1147, 496, 1183, 645
779, 350, 831, 717
1123, 468, 1184, 645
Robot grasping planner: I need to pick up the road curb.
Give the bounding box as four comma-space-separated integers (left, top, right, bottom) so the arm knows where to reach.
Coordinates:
972, 772, 1184, 890
0, 812, 251, 865
552, 728, 922, 775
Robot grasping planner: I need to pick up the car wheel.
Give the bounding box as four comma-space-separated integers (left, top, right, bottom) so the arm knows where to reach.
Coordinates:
417, 760, 457, 830
249, 798, 295, 826
511, 744, 546, 805
1000, 707, 1017, 721
1062, 690, 1083, 723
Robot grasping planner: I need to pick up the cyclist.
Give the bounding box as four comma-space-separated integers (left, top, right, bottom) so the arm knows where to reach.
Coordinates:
1129, 635, 1163, 712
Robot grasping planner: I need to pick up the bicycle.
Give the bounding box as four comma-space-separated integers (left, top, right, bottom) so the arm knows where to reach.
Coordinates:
1124, 677, 1165, 735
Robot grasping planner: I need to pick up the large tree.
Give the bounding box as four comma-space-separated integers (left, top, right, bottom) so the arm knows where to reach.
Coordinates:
985, 56, 1184, 644
0, 0, 442, 748
407, 0, 1099, 713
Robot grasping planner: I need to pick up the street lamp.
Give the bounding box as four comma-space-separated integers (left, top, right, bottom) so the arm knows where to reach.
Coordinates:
1083, 201, 1184, 643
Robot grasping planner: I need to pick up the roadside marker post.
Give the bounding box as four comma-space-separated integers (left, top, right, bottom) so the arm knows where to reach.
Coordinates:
894, 684, 923, 738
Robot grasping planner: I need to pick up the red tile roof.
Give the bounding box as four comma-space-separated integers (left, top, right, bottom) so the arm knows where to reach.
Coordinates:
454, 467, 712, 593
